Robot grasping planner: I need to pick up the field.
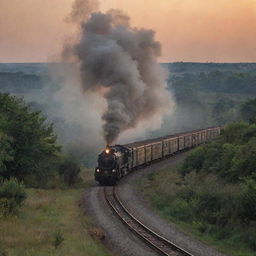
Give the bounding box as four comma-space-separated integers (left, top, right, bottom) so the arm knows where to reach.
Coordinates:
0, 170, 111, 256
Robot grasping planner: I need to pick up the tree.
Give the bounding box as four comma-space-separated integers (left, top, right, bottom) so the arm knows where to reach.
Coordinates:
0, 93, 60, 182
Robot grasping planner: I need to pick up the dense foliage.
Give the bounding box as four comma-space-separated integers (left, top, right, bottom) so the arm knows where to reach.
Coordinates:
0, 93, 80, 188
146, 122, 256, 255
176, 123, 256, 250
181, 122, 256, 181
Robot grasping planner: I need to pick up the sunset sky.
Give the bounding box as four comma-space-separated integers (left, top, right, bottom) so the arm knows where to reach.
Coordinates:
1, 0, 256, 63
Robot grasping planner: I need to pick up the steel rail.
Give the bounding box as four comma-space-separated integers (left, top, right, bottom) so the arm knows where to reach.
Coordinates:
104, 186, 195, 256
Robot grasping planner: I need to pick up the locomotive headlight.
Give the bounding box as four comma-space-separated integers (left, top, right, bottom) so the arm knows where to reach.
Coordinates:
96, 169, 100, 172
112, 169, 116, 173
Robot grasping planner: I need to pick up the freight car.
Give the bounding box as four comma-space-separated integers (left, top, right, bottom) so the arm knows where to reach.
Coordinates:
94, 127, 221, 185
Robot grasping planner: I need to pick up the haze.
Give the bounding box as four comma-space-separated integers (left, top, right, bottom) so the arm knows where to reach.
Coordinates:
1, 0, 256, 63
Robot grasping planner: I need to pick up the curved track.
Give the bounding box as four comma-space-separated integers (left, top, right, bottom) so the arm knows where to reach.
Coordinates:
104, 186, 194, 256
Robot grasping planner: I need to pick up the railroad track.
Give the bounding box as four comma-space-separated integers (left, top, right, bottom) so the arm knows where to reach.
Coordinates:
104, 186, 194, 256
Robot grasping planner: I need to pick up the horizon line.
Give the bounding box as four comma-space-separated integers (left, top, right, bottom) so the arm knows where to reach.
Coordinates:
1, 61, 256, 64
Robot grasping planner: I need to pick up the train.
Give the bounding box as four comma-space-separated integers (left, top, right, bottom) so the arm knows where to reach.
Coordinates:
95, 127, 221, 185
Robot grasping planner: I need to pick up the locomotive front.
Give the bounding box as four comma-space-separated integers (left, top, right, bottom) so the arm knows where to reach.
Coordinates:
95, 146, 120, 185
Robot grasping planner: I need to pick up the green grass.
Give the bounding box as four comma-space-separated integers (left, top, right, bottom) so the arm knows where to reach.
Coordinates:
0, 169, 111, 256
140, 166, 256, 256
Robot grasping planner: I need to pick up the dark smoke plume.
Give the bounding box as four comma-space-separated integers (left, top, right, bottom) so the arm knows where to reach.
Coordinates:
65, 3, 173, 144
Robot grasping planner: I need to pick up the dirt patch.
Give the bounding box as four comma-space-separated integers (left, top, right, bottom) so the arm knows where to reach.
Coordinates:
88, 228, 105, 241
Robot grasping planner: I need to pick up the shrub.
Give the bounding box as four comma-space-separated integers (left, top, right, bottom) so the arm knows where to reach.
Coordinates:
59, 157, 81, 186
221, 122, 249, 144
238, 179, 256, 222
53, 231, 64, 248
0, 178, 26, 216
179, 146, 205, 176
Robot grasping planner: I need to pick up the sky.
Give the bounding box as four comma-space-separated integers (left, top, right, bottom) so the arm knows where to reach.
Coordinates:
0, 0, 256, 63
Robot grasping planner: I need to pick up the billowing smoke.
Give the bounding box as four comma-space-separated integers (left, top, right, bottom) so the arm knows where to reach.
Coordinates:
66, 0, 99, 24
22, 63, 105, 165
65, 1, 173, 144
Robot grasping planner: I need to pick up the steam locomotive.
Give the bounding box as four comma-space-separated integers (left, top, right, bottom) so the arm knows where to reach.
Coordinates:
94, 127, 221, 185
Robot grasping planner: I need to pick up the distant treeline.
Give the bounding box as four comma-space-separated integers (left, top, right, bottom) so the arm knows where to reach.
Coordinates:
1, 63, 256, 95
2, 64, 256, 95
170, 71, 256, 94
161, 70, 256, 130
0, 72, 44, 93
164, 62, 256, 74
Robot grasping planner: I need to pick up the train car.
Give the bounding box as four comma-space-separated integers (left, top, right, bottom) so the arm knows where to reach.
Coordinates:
184, 134, 192, 148
152, 141, 163, 160
137, 146, 146, 166
163, 139, 170, 157
178, 135, 185, 151
170, 137, 178, 154
132, 147, 137, 167
201, 130, 206, 143
192, 133, 197, 147
206, 128, 213, 141
145, 144, 152, 163
198, 131, 202, 145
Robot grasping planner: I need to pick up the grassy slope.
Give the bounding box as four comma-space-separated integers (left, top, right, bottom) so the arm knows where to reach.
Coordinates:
140, 166, 254, 256
0, 170, 111, 256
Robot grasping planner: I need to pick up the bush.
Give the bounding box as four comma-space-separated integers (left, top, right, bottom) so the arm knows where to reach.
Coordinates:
238, 179, 256, 222
180, 122, 256, 182
0, 178, 26, 216
53, 231, 64, 248
59, 157, 81, 186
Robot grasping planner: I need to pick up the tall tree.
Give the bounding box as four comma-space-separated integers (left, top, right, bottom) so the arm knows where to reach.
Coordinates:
0, 93, 60, 181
